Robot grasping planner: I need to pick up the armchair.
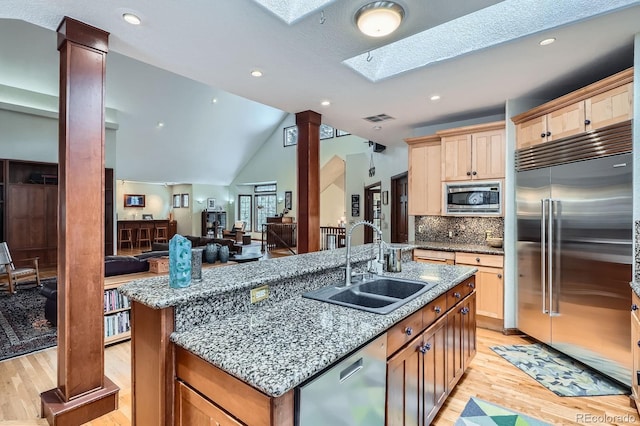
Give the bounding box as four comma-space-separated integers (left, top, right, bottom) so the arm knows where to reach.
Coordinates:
0, 242, 41, 294
223, 221, 246, 243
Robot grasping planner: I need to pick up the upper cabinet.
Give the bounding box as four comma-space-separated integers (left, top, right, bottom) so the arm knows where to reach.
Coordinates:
439, 122, 506, 181
513, 68, 633, 150
405, 135, 441, 216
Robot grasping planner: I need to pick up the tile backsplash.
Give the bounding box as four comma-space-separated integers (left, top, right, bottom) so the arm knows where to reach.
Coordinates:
415, 216, 504, 245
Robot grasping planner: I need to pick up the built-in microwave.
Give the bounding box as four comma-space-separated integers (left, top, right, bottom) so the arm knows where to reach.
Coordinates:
444, 180, 502, 216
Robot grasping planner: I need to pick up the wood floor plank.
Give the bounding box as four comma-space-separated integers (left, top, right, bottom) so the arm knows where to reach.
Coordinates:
0, 328, 637, 425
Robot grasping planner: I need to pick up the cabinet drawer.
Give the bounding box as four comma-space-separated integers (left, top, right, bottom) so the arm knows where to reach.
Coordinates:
387, 308, 423, 357
423, 294, 447, 328
414, 249, 455, 263
447, 278, 475, 310
455, 252, 503, 268
633, 292, 640, 322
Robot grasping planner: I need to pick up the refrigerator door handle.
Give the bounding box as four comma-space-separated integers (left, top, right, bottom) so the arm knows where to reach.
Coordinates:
548, 199, 555, 315
541, 199, 548, 314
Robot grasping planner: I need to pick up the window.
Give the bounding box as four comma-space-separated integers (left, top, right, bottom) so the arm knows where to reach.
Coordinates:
255, 183, 277, 193
238, 195, 252, 232
255, 194, 277, 231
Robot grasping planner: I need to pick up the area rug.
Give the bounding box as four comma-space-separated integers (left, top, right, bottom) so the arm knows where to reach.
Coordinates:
0, 281, 57, 361
490, 344, 628, 397
455, 397, 550, 425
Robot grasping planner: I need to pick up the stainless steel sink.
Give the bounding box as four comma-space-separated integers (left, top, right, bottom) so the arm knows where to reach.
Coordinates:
302, 276, 436, 315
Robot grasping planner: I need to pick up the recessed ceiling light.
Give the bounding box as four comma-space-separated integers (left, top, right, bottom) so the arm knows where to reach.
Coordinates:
430, 94, 441, 101
355, 2, 405, 37
373, 125, 382, 130
211, 97, 218, 104
539, 37, 556, 46
157, 121, 165, 128
251, 70, 263, 77
321, 100, 331, 106
122, 13, 141, 25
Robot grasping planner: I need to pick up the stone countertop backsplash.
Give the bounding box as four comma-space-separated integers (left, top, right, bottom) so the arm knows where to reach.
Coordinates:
170, 261, 476, 398
414, 215, 504, 245
412, 240, 504, 255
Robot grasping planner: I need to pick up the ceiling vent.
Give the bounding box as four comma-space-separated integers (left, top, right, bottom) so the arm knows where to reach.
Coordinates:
363, 113, 395, 123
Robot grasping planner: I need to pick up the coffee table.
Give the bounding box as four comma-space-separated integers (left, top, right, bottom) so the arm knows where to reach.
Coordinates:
230, 253, 262, 263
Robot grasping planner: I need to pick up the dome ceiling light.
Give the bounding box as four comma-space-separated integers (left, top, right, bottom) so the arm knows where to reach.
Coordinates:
355, 1, 405, 38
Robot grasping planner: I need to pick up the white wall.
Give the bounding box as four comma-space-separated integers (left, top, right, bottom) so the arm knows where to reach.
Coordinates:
192, 183, 230, 234
171, 184, 193, 236
116, 180, 172, 221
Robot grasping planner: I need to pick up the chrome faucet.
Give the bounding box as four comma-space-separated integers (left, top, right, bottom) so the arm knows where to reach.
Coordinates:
345, 220, 385, 286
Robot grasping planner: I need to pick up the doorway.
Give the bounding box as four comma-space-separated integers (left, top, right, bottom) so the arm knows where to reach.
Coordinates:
391, 172, 408, 243
364, 182, 381, 243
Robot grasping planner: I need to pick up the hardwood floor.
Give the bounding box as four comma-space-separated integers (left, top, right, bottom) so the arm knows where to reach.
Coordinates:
1, 328, 636, 425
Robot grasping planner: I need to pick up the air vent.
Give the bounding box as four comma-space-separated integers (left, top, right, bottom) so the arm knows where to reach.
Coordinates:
363, 113, 395, 123
515, 120, 632, 171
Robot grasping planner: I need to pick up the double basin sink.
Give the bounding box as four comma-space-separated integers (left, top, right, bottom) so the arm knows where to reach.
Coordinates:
302, 275, 436, 315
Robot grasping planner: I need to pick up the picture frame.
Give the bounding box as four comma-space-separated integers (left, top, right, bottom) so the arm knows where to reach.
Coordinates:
172, 194, 181, 208
351, 194, 360, 217
124, 194, 145, 208
283, 125, 298, 147
207, 198, 216, 211
142, 214, 154, 220
181, 193, 189, 208
320, 124, 334, 140
336, 129, 350, 137
382, 191, 389, 205
284, 191, 292, 210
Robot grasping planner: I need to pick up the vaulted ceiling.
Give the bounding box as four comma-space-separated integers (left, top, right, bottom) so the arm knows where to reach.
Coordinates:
1, 0, 639, 184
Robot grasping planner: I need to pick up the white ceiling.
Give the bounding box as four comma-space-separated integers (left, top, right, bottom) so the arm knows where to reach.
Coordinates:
1, 0, 639, 185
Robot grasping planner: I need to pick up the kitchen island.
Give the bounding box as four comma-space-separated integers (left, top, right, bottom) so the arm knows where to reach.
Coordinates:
119, 245, 477, 425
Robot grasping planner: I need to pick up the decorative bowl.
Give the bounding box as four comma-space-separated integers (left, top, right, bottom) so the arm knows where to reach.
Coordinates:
486, 237, 503, 248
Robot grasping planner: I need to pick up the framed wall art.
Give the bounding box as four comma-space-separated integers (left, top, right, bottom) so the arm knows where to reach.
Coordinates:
351, 194, 360, 217
124, 194, 145, 207
207, 198, 216, 211
284, 191, 292, 210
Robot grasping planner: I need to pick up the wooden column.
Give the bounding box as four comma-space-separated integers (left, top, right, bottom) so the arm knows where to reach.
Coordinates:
40, 17, 119, 426
296, 110, 321, 253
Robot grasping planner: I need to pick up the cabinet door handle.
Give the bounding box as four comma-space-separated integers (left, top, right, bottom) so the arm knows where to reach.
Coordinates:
546, 131, 551, 137
584, 119, 591, 125
419, 343, 432, 354
632, 304, 638, 311
466, 171, 471, 176
475, 257, 480, 262
637, 340, 640, 348
497, 274, 503, 279
434, 306, 442, 314
461, 307, 469, 315
540, 132, 546, 138
472, 171, 477, 176
468, 282, 475, 289
405, 327, 413, 336
453, 292, 461, 299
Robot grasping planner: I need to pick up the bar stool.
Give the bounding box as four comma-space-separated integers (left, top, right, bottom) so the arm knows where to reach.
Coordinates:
138, 227, 152, 250
154, 226, 168, 244
119, 228, 133, 250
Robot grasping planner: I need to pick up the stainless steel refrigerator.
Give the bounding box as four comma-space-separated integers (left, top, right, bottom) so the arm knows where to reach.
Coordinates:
516, 123, 632, 385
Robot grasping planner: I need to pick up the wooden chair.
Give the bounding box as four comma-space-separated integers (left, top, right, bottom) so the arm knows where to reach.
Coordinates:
154, 226, 168, 244
0, 242, 41, 294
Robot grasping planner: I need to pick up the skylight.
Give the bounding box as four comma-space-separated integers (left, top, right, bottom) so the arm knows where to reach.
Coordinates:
343, 0, 640, 82
252, 0, 337, 24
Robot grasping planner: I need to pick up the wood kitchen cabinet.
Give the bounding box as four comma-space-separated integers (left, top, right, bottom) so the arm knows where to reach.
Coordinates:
405, 135, 441, 215
439, 122, 505, 181
631, 292, 640, 414
386, 277, 476, 426
176, 381, 243, 426
514, 68, 633, 150
413, 249, 455, 265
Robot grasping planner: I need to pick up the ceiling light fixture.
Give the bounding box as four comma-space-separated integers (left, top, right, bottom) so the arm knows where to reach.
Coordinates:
539, 37, 556, 46
251, 70, 263, 77
122, 13, 141, 25
321, 100, 331, 106
355, 1, 405, 38
157, 121, 165, 128
430, 94, 441, 101
211, 97, 218, 104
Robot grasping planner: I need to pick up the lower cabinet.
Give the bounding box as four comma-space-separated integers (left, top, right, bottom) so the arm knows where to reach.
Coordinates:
176, 381, 243, 426
631, 293, 640, 414
387, 280, 476, 425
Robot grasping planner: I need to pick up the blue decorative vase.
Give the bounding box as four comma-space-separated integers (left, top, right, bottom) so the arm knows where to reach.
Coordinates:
218, 245, 230, 263
169, 234, 191, 288
205, 243, 218, 263
191, 248, 203, 282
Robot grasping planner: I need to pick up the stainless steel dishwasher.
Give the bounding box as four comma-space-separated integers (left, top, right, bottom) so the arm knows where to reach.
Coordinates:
295, 333, 387, 426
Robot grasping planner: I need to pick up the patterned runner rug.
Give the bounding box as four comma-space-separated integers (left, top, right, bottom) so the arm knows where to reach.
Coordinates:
0, 282, 57, 361
455, 397, 551, 425
490, 343, 628, 397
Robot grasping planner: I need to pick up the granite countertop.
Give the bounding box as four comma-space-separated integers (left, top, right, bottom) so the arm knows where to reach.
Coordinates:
411, 240, 504, 255
170, 261, 476, 398
119, 243, 414, 309
631, 281, 640, 298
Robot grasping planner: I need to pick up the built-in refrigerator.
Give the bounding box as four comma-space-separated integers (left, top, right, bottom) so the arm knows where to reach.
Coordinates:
516, 122, 632, 385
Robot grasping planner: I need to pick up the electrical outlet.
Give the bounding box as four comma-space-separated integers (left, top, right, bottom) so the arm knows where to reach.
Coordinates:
418, 224, 425, 233
448, 230, 453, 238
250, 285, 269, 304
